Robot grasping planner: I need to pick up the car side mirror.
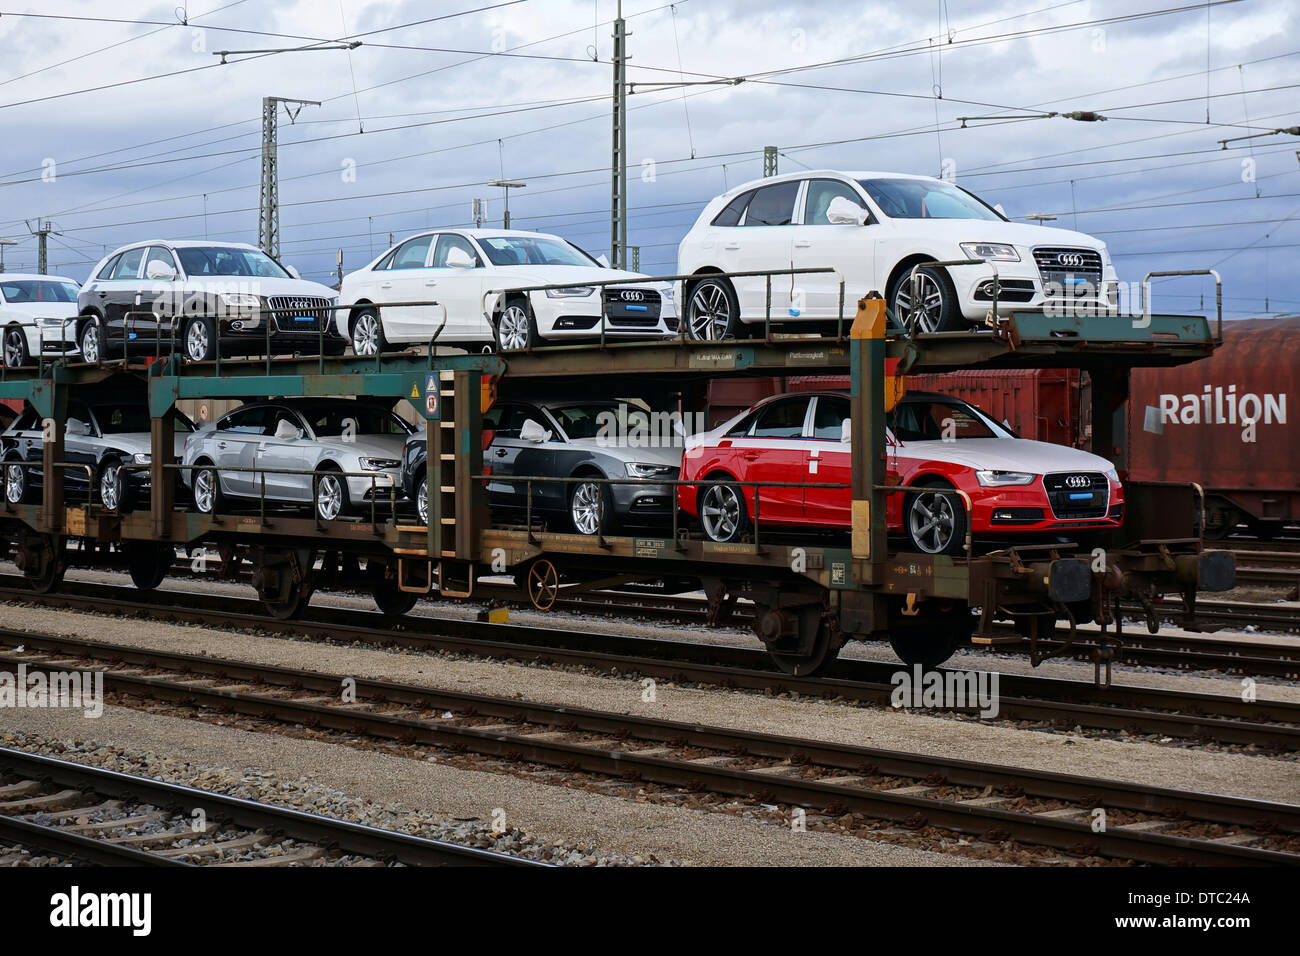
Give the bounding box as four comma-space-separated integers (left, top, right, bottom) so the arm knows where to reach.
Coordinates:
519, 419, 551, 443
274, 420, 303, 441
825, 196, 869, 226
841, 418, 851, 443
66, 417, 90, 437
285, 265, 302, 280
596, 254, 611, 268
145, 260, 177, 281
444, 247, 475, 269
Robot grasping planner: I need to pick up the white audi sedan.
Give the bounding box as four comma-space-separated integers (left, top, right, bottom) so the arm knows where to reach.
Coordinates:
1, 274, 83, 367
337, 228, 678, 353
676, 170, 1119, 337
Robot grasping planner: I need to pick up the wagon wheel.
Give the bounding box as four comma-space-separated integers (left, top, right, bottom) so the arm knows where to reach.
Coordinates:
254, 556, 314, 620
24, 537, 67, 595
260, 581, 312, 620
524, 559, 560, 611
124, 541, 173, 591
761, 604, 842, 677
371, 561, 420, 617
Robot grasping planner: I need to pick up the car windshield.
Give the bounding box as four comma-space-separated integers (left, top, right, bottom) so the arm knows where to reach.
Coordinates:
857, 178, 1003, 221
297, 404, 413, 437
477, 236, 599, 268
175, 246, 291, 278
92, 405, 195, 434
887, 398, 1012, 441
1, 280, 80, 303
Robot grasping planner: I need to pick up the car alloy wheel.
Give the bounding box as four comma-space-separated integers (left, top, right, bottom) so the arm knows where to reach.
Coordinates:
907, 490, 959, 554
99, 464, 121, 511
416, 480, 428, 525
570, 480, 604, 535
892, 272, 945, 334
700, 483, 745, 542
79, 321, 101, 363
687, 280, 735, 341
185, 319, 212, 362
316, 473, 345, 521
497, 303, 532, 350
193, 468, 217, 513
353, 311, 382, 356
3, 327, 29, 368
5, 462, 25, 503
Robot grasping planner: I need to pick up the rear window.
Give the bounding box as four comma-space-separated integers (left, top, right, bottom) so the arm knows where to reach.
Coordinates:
743, 182, 799, 227
711, 190, 753, 227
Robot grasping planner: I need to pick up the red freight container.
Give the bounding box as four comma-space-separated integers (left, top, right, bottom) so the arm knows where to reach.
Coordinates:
0, 398, 20, 430
1128, 316, 1299, 535
905, 369, 1083, 448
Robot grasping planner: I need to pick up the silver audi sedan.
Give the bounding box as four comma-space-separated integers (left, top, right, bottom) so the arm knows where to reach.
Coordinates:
182, 399, 413, 520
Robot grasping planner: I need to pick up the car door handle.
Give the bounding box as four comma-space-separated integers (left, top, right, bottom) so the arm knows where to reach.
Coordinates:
495, 448, 507, 457
742, 451, 759, 460
794, 240, 812, 248
217, 441, 228, 449
724, 241, 740, 250
380, 282, 393, 290
424, 279, 437, 286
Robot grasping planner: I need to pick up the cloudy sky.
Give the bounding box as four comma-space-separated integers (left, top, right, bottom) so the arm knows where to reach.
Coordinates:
0, 0, 1295, 318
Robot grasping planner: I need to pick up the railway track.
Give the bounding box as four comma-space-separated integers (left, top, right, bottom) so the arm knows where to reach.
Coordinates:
0, 629, 1293, 867
4, 566, 1300, 680
0, 747, 538, 867
0, 587, 1297, 750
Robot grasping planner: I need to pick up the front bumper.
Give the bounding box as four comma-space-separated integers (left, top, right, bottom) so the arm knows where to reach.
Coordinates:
348, 470, 404, 504
530, 288, 679, 338
947, 258, 1120, 321
611, 480, 676, 519
967, 483, 1126, 533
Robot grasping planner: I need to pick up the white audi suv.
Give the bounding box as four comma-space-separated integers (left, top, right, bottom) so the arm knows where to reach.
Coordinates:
676, 170, 1119, 337
337, 228, 678, 354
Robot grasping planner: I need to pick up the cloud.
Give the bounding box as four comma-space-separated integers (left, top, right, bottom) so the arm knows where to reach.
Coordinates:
0, 0, 1293, 316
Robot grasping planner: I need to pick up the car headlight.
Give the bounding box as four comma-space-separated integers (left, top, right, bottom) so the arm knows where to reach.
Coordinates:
1099, 246, 1112, 269
626, 462, 676, 478
1103, 466, 1119, 483
976, 470, 1035, 486
220, 293, 260, 309
960, 242, 1020, 262
130, 453, 151, 465
660, 287, 674, 300
545, 286, 596, 298
359, 457, 400, 471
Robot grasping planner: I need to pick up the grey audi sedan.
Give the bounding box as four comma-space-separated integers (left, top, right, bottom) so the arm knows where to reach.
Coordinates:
402, 398, 682, 535
182, 399, 414, 520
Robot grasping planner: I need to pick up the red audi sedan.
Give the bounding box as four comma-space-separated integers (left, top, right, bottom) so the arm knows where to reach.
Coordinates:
678, 391, 1125, 554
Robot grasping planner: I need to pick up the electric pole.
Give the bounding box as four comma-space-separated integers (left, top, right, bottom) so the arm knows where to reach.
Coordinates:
763, 146, 778, 177
25, 220, 60, 275
488, 180, 526, 229
259, 96, 320, 259
335, 249, 344, 287
0, 238, 16, 274
611, 0, 628, 268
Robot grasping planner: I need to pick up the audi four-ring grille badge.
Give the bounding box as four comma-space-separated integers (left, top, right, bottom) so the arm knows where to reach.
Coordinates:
1031, 246, 1104, 293
1043, 471, 1109, 519
603, 287, 662, 327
